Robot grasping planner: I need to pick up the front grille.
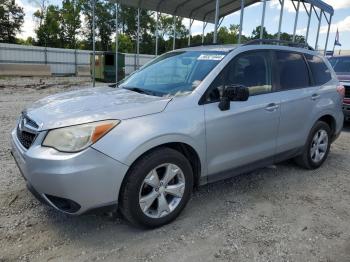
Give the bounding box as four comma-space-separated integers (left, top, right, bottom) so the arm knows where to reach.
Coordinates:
17, 127, 36, 149
24, 116, 39, 129
345, 86, 350, 98
16, 114, 38, 149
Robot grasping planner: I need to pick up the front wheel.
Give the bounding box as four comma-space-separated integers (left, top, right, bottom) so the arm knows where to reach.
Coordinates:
119, 148, 193, 228
295, 121, 331, 169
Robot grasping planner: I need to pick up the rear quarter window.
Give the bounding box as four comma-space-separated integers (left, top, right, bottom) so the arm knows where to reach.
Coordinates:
305, 54, 332, 86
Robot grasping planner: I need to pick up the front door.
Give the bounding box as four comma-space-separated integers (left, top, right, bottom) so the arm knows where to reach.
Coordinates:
203, 50, 281, 177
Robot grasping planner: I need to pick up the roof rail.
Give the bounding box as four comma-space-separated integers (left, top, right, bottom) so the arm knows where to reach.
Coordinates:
243, 39, 314, 51
188, 43, 223, 47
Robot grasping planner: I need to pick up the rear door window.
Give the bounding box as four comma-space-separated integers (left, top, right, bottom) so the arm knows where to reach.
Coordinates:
305, 54, 332, 85
275, 51, 310, 90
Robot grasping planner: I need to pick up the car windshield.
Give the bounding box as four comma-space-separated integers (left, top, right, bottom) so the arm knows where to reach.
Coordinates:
119, 51, 227, 97
329, 57, 350, 73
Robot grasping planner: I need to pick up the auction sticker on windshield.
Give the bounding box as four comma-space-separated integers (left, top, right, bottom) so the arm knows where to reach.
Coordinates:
197, 54, 225, 61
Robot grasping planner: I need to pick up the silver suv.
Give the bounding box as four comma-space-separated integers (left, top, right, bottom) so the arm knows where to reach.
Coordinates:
11, 43, 344, 228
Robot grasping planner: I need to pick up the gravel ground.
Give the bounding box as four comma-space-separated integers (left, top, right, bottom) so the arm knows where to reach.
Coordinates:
0, 77, 350, 262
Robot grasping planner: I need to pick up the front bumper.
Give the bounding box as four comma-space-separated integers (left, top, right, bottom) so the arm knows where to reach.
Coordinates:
11, 129, 129, 215
343, 102, 350, 121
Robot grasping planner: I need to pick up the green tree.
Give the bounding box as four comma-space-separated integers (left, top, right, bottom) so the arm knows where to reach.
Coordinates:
217, 24, 239, 44
273, 32, 305, 44
60, 0, 82, 49
251, 26, 273, 40
156, 14, 187, 52
112, 33, 133, 53
29, 0, 47, 26
0, 0, 24, 43
16, 36, 35, 45
190, 24, 241, 46
250, 26, 306, 44
81, 0, 94, 49
81, 0, 115, 51
118, 6, 157, 53
34, 5, 63, 47
157, 15, 186, 39
96, 1, 114, 51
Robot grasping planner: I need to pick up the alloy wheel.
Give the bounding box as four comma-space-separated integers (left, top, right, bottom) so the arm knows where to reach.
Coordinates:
310, 129, 329, 163
139, 163, 185, 218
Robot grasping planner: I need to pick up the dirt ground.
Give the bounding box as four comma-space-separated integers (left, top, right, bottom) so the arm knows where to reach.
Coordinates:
0, 77, 350, 262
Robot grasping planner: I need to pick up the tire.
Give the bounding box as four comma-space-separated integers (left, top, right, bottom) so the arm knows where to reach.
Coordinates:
119, 147, 193, 228
295, 121, 331, 169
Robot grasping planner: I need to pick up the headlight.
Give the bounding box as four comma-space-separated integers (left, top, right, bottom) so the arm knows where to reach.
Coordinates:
42, 120, 120, 152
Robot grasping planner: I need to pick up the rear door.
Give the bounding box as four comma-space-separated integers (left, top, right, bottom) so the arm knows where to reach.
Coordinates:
274, 51, 321, 156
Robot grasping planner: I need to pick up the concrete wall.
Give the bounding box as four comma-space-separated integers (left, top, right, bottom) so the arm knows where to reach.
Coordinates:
0, 43, 91, 76
0, 64, 51, 77
0, 43, 155, 77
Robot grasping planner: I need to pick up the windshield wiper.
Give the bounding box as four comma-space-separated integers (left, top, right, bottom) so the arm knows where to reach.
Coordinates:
123, 87, 157, 96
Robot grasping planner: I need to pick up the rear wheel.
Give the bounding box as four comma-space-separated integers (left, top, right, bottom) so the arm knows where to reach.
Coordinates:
295, 121, 331, 169
119, 148, 193, 228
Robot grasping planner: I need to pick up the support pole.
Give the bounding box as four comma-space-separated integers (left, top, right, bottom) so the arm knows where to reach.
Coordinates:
74, 49, 77, 76
305, 4, 312, 43
44, 47, 47, 65
137, 8, 140, 69
155, 12, 159, 56
292, 0, 300, 42
92, 0, 96, 87
324, 14, 332, 56
260, 0, 267, 40
202, 22, 208, 44
277, 0, 284, 40
213, 0, 220, 44
238, 0, 244, 44
173, 16, 176, 50
218, 16, 224, 28
315, 10, 322, 50
115, 3, 119, 84
188, 19, 193, 46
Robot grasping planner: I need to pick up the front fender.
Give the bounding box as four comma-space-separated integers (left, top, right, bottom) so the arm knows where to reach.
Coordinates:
92, 105, 207, 177
123, 133, 205, 170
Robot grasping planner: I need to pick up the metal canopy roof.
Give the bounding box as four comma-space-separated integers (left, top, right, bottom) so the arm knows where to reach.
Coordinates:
306, 0, 334, 15
114, 0, 334, 23
116, 0, 259, 23
94, 0, 335, 87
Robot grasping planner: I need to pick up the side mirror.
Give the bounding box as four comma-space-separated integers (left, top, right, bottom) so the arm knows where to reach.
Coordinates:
218, 84, 249, 111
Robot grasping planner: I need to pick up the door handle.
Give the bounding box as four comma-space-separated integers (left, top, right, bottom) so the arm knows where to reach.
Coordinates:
265, 103, 279, 112
311, 94, 321, 100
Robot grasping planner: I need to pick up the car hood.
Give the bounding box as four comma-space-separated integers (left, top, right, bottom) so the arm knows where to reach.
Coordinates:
24, 87, 172, 130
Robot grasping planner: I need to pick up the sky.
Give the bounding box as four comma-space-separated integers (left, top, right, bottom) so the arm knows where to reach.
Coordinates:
17, 0, 350, 51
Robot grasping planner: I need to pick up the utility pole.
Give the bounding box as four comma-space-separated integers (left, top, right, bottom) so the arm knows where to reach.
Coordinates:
92, 0, 96, 87
115, 3, 119, 84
